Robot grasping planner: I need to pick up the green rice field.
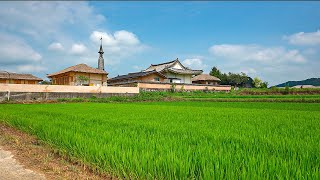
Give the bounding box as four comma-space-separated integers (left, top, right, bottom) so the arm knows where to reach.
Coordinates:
0, 102, 319, 179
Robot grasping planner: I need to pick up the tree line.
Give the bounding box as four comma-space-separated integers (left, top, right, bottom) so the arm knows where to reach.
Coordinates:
209, 66, 268, 88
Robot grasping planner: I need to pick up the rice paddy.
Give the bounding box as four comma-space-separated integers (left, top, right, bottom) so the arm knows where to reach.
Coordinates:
0, 102, 319, 179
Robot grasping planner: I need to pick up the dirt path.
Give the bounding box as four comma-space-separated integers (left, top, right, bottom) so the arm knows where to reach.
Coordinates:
0, 147, 45, 180
0, 123, 112, 180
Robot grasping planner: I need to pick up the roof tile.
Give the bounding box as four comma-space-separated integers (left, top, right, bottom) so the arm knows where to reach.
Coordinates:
0, 72, 42, 81
47, 64, 108, 77
192, 74, 221, 81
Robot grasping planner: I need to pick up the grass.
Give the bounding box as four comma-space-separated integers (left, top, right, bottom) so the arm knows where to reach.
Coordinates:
237, 87, 320, 95
0, 102, 320, 179
54, 91, 320, 103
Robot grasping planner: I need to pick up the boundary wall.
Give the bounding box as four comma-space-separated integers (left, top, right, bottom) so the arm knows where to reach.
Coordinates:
0, 84, 139, 102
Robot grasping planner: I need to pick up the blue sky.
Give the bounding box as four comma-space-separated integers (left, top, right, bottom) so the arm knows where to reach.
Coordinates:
0, 1, 319, 85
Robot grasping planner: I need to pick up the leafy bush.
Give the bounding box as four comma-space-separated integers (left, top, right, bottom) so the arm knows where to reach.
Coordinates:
284, 86, 290, 95
170, 83, 176, 93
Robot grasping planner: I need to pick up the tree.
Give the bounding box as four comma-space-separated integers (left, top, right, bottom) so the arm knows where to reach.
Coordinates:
219, 73, 229, 85
226, 72, 249, 87
209, 66, 254, 88
244, 77, 254, 88
260, 81, 269, 88
210, 66, 228, 85
253, 77, 262, 88
77, 75, 89, 86
240, 72, 249, 86
209, 66, 222, 78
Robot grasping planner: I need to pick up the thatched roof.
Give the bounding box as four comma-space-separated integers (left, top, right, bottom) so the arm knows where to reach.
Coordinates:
47, 64, 108, 77
0, 72, 42, 81
192, 74, 221, 81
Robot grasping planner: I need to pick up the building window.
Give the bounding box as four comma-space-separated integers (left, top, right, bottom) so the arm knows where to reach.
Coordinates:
154, 77, 160, 82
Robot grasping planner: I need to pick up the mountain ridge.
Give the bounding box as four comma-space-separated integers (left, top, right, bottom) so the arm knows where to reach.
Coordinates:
276, 78, 320, 87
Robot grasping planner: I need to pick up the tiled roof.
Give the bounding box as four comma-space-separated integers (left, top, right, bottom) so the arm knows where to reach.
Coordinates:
109, 70, 166, 82
145, 58, 203, 75
47, 64, 108, 77
192, 74, 221, 81
0, 72, 42, 81
145, 60, 177, 72
150, 60, 176, 66
166, 68, 203, 75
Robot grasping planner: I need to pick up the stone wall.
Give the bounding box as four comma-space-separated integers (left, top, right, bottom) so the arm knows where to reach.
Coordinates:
0, 92, 136, 102
0, 84, 139, 102
137, 82, 231, 92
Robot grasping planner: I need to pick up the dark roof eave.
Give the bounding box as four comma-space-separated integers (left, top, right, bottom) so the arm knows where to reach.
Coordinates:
164, 69, 203, 75
192, 79, 221, 82
109, 70, 167, 81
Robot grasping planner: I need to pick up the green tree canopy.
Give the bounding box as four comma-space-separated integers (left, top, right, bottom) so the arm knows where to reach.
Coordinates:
253, 77, 262, 88
209, 66, 250, 87
209, 66, 222, 78
77, 75, 89, 86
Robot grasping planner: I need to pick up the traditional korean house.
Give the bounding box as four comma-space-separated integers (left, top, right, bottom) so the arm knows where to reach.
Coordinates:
108, 58, 231, 91
0, 71, 42, 84
108, 58, 203, 86
47, 40, 108, 86
144, 58, 203, 84
47, 64, 108, 86
191, 74, 221, 85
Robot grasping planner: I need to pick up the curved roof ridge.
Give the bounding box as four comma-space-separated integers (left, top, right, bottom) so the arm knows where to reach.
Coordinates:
150, 59, 176, 66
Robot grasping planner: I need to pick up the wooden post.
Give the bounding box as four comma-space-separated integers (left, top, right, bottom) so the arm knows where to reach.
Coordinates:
7, 90, 10, 101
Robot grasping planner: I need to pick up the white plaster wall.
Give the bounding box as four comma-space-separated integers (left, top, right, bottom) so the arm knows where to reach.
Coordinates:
183, 75, 192, 84
163, 73, 192, 84
172, 63, 183, 69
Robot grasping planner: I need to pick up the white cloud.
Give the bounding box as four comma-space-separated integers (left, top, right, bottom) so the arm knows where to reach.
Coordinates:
89, 30, 147, 60
0, 2, 105, 41
70, 43, 87, 55
209, 44, 306, 64
0, 33, 42, 65
284, 30, 320, 46
16, 65, 47, 73
0, 1, 151, 80
0, 1, 107, 79
182, 58, 207, 70
114, 30, 140, 45
90, 30, 141, 47
48, 42, 64, 51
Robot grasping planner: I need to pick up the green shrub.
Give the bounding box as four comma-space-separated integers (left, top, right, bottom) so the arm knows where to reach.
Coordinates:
170, 83, 176, 93
284, 86, 290, 95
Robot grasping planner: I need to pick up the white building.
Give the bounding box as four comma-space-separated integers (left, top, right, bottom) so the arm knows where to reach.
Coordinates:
144, 58, 203, 84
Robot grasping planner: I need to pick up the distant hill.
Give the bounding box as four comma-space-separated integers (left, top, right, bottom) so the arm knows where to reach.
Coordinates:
276, 78, 320, 87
